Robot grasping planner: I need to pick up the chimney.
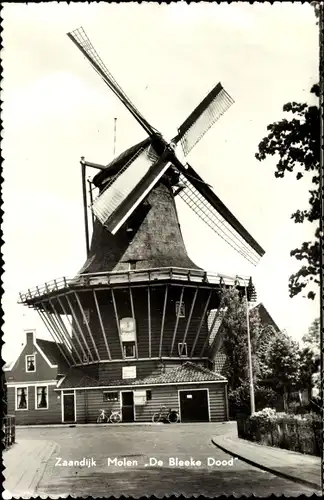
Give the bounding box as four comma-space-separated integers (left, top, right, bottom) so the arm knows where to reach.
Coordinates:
25, 329, 36, 346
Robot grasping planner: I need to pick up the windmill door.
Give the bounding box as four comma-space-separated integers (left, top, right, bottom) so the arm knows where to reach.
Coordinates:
179, 389, 209, 423
121, 391, 135, 422
63, 392, 75, 423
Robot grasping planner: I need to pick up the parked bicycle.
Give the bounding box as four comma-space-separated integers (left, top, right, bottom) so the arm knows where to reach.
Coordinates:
97, 408, 122, 424
152, 405, 179, 424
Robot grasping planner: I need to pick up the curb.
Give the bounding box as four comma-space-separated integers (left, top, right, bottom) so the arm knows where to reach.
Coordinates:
16, 423, 165, 428
211, 437, 321, 491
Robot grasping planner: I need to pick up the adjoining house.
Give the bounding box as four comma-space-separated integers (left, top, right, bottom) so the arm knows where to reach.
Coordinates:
5, 329, 228, 425
4, 330, 68, 425
212, 302, 281, 377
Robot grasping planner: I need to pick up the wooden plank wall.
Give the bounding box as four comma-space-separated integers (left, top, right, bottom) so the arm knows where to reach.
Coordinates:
7, 386, 62, 425
70, 286, 213, 363
75, 382, 227, 424
98, 359, 181, 381
208, 385, 227, 422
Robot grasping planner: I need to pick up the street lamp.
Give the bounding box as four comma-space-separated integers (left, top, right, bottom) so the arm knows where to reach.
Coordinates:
236, 276, 256, 415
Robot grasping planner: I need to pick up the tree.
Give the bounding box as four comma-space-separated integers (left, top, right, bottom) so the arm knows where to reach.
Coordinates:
255, 84, 320, 300
220, 289, 275, 391
302, 317, 320, 353
264, 332, 301, 411
300, 317, 321, 398
310, 1, 322, 24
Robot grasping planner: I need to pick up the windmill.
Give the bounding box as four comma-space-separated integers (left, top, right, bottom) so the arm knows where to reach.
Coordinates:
67, 27, 264, 267
17, 27, 265, 424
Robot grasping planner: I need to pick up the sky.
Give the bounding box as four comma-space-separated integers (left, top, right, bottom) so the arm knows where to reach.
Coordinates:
2, 2, 319, 363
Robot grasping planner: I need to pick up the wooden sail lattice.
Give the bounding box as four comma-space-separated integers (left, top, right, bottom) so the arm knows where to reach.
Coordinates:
177, 83, 234, 156
177, 174, 261, 266
67, 27, 156, 136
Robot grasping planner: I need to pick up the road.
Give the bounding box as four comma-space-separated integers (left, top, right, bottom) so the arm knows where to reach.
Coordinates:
16, 424, 317, 497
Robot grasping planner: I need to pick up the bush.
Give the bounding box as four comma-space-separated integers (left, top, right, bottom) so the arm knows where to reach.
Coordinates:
228, 383, 278, 418
238, 408, 321, 456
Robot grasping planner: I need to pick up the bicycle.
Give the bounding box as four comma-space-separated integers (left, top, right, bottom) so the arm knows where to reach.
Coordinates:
97, 408, 122, 424
152, 405, 179, 424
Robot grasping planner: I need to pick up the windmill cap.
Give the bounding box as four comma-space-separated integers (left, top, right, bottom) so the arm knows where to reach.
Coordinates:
92, 138, 151, 188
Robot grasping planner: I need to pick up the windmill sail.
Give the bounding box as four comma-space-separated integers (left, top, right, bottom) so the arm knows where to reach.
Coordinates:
67, 27, 157, 137
68, 26, 265, 264
177, 164, 265, 265
174, 83, 234, 156
92, 146, 170, 234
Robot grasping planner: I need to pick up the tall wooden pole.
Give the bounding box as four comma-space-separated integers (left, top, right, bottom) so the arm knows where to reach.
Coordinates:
113, 117, 117, 157
87, 179, 95, 228
81, 157, 90, 256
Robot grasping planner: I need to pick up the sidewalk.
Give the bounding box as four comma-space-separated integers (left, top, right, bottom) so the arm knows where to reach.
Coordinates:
212, 432, 322, 491
3, 439, 58, 498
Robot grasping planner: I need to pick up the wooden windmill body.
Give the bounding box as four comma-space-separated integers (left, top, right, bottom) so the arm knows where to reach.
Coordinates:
17, 28, 264, 424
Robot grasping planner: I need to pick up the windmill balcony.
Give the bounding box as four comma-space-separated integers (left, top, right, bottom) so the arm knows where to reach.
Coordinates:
17, 267, 248, 373
18, 267, 248, 304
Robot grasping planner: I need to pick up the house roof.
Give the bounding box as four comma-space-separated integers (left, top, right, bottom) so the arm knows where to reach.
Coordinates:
36, 339, 70, 370
58, 361, 227, 390
252, 302, 280, 332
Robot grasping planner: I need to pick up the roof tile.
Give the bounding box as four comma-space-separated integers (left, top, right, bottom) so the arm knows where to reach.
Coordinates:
59, 361, 226, 390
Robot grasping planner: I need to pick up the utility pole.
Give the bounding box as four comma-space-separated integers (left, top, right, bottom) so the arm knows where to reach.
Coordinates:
237, 276, 256, 415
244, 283, 255, 414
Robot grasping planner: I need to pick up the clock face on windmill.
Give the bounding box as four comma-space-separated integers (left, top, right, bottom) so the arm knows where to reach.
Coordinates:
120, 317, 136, 342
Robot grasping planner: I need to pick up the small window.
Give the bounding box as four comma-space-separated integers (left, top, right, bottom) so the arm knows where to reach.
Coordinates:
128, 261, 136, 271
16, 387, 28, 410
146, 390, 152, 401
175, 301, 185, 318
25, 355, 36, 372
123, 341, 135, 358
36, 386, 48, 409
83, 309, 90, 324
103, 392, 119, 402
178, 342, 188, 357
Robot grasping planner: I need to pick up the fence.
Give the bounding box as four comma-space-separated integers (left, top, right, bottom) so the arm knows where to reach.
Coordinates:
3, 415, 15, 449
237, 416, 321, 456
